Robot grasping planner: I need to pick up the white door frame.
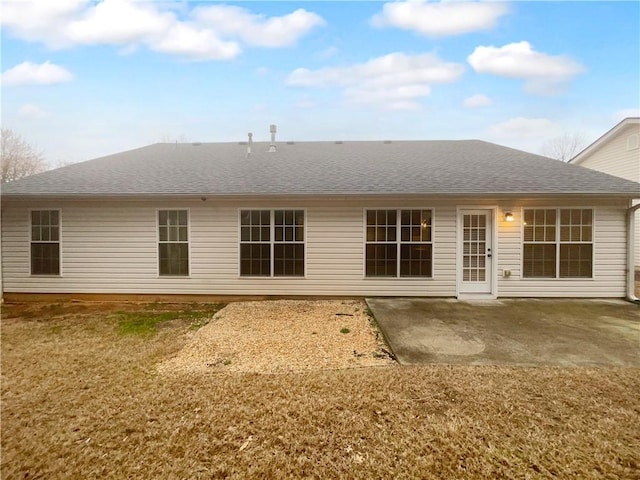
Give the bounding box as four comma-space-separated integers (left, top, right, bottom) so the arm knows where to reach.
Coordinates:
456, 207, 497, 299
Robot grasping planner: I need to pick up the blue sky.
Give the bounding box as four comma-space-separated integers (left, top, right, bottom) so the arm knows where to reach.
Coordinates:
1, 1, 639, 165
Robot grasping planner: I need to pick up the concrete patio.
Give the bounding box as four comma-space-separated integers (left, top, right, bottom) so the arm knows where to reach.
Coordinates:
367, 298, 640, 367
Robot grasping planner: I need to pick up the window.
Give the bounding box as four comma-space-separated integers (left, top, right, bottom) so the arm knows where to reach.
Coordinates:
523, 209, 556, 278
366, 210, 397, 277
365, 209, 432, 278
523, 208, 592, 279
240, 210, 271, 276
559, 209, 593, 278
240, 209, 304, 277
158, 210, 189, 276
31, 210, 60, 275
274, 210, 305, 276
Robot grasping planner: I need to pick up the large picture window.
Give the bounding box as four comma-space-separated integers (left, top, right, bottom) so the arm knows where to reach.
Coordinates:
365, 209, 433, 278
31, 210, 60, 275
523, 208, 592, 279
240, 209, 305, 277
158, 210, 189, 276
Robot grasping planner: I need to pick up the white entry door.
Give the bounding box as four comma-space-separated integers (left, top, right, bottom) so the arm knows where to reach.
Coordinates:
458, 209, 493, 295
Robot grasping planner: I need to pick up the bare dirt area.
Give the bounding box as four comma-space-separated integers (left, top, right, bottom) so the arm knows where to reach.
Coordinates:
2, 301, 639, 479
159, 300, 393, 375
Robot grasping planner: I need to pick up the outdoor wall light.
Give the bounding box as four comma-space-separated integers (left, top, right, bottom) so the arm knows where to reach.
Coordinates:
504, 212, 515, 222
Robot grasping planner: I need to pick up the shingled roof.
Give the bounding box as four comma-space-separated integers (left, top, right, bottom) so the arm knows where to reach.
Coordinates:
2, 140, 639, 198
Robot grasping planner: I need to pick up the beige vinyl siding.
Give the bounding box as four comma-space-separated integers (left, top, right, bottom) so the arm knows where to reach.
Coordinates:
496, 205, 627, 297
636, 202, 640, 269
574, 123, 640, 183
496, 206, 522, 280
573, 123, 640, 267
626, 200, 640, 268
0, 197, 628, 298
1, 199, 455, 296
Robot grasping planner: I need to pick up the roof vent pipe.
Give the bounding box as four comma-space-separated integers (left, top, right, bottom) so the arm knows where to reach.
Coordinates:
269, 124, 277, 152
247, 132, 253, 157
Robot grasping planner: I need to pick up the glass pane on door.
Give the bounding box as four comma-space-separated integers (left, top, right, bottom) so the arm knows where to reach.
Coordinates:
463, 214, 487, 282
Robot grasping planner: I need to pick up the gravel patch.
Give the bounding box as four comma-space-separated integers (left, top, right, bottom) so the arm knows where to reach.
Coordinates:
158, 299, 395, 374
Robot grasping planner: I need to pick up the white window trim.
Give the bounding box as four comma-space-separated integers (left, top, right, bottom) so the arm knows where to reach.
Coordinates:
237, 208, 307, 278
156, 208, 191, 278
362, 208, 435, 279
29, 208, 62, 277
520, 206, 595, 280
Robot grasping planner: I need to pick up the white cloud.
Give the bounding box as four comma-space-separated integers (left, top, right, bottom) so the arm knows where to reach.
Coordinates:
1, 61, 73, 86
372, 1, 508, 37
151, 23, 240, 60
287, 52, 464, 109
0, 0, 324, 61
18, 103, 50, 119
463, 94, 492, 108
0, 0, 86, 48
468, 41, 585, 95
194, 6, 325, 48
489, 117, 560, 139
65, 0, 171, 45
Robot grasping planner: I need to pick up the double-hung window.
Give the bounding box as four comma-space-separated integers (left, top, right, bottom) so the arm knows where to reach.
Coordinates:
365, 209, 433, 278
240, 209, 304, 277
523, 208, 593, 278
31, 210, 60, 275
239, 210, 271, 276
274, 210, 305, 276
158, 210, 189, 276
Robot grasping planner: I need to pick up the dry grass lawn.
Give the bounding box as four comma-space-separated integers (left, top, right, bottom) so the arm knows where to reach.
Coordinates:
2, 301, 639, 479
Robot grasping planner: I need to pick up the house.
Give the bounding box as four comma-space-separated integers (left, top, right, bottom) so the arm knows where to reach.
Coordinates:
1, 136, 639, 301
570, 117, 640, 275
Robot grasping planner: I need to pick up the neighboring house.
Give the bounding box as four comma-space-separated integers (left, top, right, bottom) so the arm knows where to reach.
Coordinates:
1, 138, 639, 300
570, 117, 640, 272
